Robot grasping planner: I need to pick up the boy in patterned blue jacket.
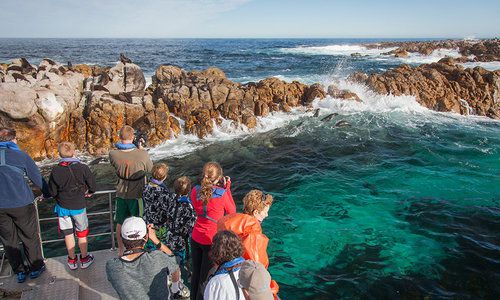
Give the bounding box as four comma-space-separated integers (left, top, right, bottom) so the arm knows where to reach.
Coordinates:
142, 163, 195, 299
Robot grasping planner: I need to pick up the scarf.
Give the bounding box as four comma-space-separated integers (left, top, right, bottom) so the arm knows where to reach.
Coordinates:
0, 141, 21, 151
214, 257, 245, 276
115, 143, 136, 150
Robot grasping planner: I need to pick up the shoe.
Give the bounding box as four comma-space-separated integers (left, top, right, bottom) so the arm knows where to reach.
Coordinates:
67, 256, 78, 270
80, 254, 95, 269
172, 281, 190, 299
29, 265, 46, 279
16, 271, 26, 283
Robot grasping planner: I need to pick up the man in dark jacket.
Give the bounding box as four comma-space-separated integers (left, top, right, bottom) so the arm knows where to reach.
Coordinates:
0, 127, 50, 283
48, 141, 97, 270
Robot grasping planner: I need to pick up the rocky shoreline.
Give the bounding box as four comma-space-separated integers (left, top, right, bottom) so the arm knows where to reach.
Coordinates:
0, 40, 499, 160
364, 39, 500, 62
0, 57, 330, 160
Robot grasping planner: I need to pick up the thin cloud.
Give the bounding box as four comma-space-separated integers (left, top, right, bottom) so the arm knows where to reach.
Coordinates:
0, 0, 253, 37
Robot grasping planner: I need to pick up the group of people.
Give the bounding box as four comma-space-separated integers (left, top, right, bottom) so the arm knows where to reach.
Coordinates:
0, 125, 279, 300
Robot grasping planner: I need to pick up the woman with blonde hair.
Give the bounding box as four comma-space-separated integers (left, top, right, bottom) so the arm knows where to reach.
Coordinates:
217, 189, 280, 298
190, 162, 236, 300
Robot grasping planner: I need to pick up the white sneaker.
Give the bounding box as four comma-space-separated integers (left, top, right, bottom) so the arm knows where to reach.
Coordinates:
67, 256, 78, 270
172, 281, 190, 299
80, 254, 95, 269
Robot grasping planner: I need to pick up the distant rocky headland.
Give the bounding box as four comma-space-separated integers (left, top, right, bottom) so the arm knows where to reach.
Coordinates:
0, 39, 498, 160
364, 38, 500, 62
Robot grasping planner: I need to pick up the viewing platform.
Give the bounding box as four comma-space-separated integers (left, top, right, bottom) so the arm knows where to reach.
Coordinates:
0, 249, 118, 299
1, 190, 120, 299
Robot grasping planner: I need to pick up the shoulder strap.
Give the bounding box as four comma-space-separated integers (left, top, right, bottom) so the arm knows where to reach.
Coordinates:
116, 171, 146, 181
202, 201, 218, 223
0, 149, 25, 175
63, 163, 86, 192
228, 269, 240, 300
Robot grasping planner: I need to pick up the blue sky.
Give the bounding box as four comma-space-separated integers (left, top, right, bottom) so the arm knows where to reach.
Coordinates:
1, 0, 499, 38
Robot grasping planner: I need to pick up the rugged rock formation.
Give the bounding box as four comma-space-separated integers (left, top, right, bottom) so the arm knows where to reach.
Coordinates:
366, 39, 500, 62
327, 85, 361, 102
149, 66, 325, 138
349, 58, 500, 118
0, 58, 179, 159
0, 58, 328, 160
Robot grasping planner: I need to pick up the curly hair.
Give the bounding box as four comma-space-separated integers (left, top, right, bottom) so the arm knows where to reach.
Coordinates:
210, 230, 243, 266
200, 162, 223, 205
243, 189, 273, 215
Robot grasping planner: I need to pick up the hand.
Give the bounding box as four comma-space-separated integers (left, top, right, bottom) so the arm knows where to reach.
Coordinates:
147, 224, 159, 244
85, 193, 93, 198
35, 195, 45, 202
225, 176, 231, 183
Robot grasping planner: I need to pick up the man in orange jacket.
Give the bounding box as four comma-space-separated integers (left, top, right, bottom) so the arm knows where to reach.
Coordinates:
217, 190, 279, 298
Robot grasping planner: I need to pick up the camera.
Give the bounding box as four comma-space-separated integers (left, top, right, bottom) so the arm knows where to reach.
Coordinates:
133, 130, 148, 148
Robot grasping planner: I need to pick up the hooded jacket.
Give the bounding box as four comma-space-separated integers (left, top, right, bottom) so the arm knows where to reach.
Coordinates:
217, 213, 280, 297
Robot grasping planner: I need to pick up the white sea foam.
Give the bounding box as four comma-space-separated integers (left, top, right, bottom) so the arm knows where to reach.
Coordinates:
393, 48, 463, 64
460, 61, 500, 71
281, 44, 472, 66
279, 44, 397, 57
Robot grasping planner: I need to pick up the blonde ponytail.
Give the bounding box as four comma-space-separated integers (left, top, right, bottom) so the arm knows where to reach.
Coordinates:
200, 162, 223, 205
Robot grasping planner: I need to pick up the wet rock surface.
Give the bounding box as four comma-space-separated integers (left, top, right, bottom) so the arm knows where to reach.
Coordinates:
349, 58, 500, 119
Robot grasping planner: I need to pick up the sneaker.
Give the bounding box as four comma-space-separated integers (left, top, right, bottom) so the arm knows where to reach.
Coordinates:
67, 256, 78, 270
80, 254, 95, 269
172, 281, 190, 299
16, 271, 26, 283
29, 265, 46, 279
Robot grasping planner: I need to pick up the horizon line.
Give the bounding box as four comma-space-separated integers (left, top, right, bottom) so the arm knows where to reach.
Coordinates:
0, 36, 498, 40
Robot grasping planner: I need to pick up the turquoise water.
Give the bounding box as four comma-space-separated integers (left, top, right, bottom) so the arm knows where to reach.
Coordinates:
18, 38, 498, 298
38, 109, 500, 299
150, 110, 498, 299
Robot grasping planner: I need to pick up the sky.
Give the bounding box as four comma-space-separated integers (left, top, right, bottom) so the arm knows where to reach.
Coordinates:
1, 0, 499, 38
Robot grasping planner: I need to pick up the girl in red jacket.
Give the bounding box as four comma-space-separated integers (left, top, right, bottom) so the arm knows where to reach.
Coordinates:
190, 162, 236, 300
217, 190, 280, 298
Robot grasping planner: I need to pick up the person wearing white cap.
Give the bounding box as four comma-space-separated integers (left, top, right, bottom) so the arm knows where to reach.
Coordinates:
239, 260, 274, 300
106, 216, 187, 300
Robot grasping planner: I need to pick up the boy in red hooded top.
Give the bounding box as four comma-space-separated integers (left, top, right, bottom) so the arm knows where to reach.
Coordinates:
217, 189, 280, 298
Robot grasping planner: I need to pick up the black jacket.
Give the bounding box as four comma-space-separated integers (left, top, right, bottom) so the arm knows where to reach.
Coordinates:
48, 161, 96, 210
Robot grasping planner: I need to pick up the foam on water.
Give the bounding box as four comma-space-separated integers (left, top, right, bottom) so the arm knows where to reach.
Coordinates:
279, 44, 397, 57
460, 61, 500, 71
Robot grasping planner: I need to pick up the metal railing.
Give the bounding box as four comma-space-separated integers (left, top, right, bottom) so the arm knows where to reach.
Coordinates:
35, 190, 117, 258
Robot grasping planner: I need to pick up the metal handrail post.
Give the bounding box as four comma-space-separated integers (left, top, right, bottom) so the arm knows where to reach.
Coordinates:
34, 201, 45, 259
109, 192, 116, 250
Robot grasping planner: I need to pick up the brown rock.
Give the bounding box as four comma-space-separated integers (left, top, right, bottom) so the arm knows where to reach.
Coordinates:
303, 83, 326, 104
350, 59, 499, 118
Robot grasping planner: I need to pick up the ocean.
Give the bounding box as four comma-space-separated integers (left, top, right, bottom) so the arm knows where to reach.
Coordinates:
2, 38, 499, 299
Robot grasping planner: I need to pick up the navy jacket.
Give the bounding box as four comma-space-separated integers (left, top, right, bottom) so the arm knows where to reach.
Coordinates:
0, 148, 49, 209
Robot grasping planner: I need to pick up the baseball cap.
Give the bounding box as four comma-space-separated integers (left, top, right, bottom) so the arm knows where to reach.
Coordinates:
238, 260, 273, 300
121, 217, 147, 240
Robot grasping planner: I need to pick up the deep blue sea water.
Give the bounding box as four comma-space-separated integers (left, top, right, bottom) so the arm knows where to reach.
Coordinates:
2, 39, 499, 299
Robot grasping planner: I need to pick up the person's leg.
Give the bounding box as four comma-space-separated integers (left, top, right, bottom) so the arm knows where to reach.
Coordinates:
0, 208, 25, 274
11, 203, 44, 271
190, 238, 203, 300
73, 211, 89, 258
64, 234, 76, 258
114, 198, 128, 256
196, 243, 213, 300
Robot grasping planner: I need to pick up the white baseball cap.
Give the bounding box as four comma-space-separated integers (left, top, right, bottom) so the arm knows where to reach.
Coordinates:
121, 217, 147, 240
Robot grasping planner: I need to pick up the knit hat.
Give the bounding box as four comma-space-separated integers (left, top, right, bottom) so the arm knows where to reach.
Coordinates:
121, 217, 147, 240
238, 260, 273, 300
